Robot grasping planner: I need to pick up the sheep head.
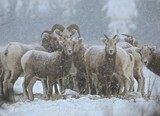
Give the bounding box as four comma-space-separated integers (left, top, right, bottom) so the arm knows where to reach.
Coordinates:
41, 29, 62, 52
136, 45, 155, 65
102, 34, 119, 55
53, 24, 80, 42
122, 34, 139, 47
122, 34, 133, 43
41, 24, 81, 53
58, 38, 74, 56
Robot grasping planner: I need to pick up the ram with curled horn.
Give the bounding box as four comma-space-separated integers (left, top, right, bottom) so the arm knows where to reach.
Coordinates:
41, 27, 61, 52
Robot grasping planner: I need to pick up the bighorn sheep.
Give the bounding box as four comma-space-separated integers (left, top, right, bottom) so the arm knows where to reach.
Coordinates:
21, 38, 74, 100
85, 34, 135, 96
41, 24, 65, 52
121, 34, 140, 47
125, 46, 146, 95
136, 45, 159, 76
1, 24, 80, 101
1, 42, 46, 101
41, 24, 81, 93
117, 43, 147, 96
1, 24, 66, 101
72, 38, 88, 93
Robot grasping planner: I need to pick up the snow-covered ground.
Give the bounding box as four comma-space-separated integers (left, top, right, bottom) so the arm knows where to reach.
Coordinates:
0, 68, 160, 116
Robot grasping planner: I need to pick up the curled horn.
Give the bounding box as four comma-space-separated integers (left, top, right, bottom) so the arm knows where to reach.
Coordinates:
51, 24, 65, 32
104, 34, 109, 39
41, 30, 52, 38
113, 34, 117, 39
67, 24, 81, 37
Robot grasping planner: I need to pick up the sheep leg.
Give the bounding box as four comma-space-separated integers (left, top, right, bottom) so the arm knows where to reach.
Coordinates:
85, 69, 91, 94
114, 73, 124, 95
142, 74, 145, 96
92, 73, 99, 95
55, 79, 62, 94
61, 77, 66, 91
0, 71, 4, 97
47, 78, 54, 100
120, 71, 130, 94
73, 76, 79, 92
3, 70, 10, 100
139, 69, 145, 96
129, 74, 134, 92
8, 71, 21, 102
41, 79, 48, 98
135, 69, 144, 95
76, 72, 82, 93
28, 77, 37, 101
106, 75, 112, 97
23, 75, 33, 99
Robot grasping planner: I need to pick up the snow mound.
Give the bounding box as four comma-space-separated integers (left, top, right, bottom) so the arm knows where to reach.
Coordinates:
62, 89, 80, 99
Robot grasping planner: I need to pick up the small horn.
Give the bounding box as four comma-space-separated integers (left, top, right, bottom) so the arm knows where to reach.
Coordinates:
67, 24, 81, 37
113, 34, 117, 39
51, 24, 65, 32
104, 34, 109, 39
116, 28, 119, 38
121, 34, 131, 38
41, 30, 52, 38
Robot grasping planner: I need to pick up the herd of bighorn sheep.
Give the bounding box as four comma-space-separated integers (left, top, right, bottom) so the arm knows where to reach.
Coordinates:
0, 24, 159, 102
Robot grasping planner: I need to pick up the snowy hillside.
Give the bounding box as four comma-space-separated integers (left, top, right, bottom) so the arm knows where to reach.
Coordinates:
0, 68, 160, 116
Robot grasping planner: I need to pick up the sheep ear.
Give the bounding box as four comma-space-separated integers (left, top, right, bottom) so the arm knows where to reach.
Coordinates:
78, 38, 83, 44
116, 38, 120, 43
135, 48, 141, 53
149, 46, 156, 52
101, 37, 106, 44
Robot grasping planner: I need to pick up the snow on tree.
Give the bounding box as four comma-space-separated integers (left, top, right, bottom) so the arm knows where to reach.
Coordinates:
102, 0, 138, 36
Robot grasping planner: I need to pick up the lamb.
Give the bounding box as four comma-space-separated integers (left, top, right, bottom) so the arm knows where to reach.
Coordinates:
116, 43, 147, 96
21, 38, 74, 101
136, 45, 160, 76
85, 34, 135, 96
117, 36, 147, 96
125, 46, 146, 95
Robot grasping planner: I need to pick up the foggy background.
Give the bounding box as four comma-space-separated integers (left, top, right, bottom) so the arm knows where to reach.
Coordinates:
0, 0, 159, 47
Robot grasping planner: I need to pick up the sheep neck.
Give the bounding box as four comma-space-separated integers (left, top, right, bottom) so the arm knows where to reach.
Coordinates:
73, 45, 86, 71
59, 50, 72, 77
102, 51, 116, 75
